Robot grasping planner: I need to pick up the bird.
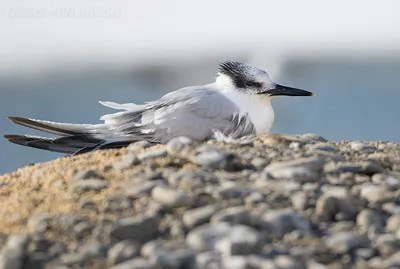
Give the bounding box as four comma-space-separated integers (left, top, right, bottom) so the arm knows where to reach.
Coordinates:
4, 61, 315, 155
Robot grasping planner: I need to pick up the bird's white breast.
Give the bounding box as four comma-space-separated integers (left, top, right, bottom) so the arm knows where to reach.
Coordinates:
222, 89, 275, 135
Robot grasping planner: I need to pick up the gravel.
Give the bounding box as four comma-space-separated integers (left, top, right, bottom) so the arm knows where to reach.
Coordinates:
0, 134, 399, 268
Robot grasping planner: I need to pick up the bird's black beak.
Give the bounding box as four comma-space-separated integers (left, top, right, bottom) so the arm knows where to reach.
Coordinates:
260, 84, 315, 97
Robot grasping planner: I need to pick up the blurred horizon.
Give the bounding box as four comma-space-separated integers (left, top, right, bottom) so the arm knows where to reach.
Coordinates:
1, 0, 400, 174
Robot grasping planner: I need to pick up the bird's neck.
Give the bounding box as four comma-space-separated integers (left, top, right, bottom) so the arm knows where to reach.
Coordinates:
213, 79, 275, 135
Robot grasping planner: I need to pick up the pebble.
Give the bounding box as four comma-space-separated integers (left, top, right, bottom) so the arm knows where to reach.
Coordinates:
0, 235, 29, 269
107, 240, 141, 266
110, 215, 160, 242
264, 157, 325, 182
73, 169, 103, 180
137, 148, 168, 160
151, 185, 193, 208
108, 258, 156, 269
215, 225, 260, 256
141, 239, 195, 268
325, 232, 369, 254
186, 222, 231, 252
166, 136, 193, 156
189, 146, 230, 168
183, 205, 217, 228
27, 213, 53, 233
113, 153, 140, 170
262, 209, 312, 236
70, 179, 109, 193
356, 209, 384, 233
360, 184, 393, 203
386, 215, 400, 233
127, 140, 152, 152
350, 142, 377, 153
211, 206, 257, 227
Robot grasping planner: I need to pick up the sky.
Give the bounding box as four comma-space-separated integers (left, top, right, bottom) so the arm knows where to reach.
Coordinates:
1, 0, 400, 74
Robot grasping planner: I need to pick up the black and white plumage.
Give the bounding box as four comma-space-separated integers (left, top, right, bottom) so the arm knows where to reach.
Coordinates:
4, 61, 314, 155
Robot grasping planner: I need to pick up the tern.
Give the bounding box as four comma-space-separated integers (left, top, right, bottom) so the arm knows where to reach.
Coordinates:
4, 61, 315, 154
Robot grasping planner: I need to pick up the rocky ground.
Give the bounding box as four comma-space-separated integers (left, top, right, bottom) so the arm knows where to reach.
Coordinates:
0, 134, 399, 269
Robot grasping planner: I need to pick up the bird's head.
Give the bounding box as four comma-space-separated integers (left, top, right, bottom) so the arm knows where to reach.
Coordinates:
216, 61, 315, 97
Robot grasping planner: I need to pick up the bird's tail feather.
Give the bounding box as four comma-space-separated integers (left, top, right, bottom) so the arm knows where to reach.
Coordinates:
4, 116, 134, 155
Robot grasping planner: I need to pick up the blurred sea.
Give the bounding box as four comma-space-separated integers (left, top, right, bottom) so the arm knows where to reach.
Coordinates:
1, 58, 400, 175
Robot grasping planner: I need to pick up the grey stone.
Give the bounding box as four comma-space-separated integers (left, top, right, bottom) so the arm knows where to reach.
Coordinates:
251, 157, 269, 169
70, 179, 109, 193
189, 146, 230, 168
151, 185, 192, 208
186, 222, 231, 252
262, 209, 312, 236
211, 206, 258, 227
356, 209, 384, 232
79, 242, 108, 259
107, 240, 141, 266
137, 148, 168, 160
326, 161, 384, 175
73, 169, 103, 180
264, 157, 325, 182
124, 181, 161, 198
27, 212, 53, 233
325, 232, 369, 254
108, 258, 156, 269
141, 239, 195, 269
215, 225, 260, 256
110, 215, 160, 242
350, 142, 376, 153
183, 205, 217, 228
0, 235, 29, 269
386, 215, 400, 233
360, 184, 394, 203
166, 136, 193, 156
217, 182, 253, 199
59, 253, 85, 266
114, 153, 140, 170
273, 255, 306, 269
127, 141, 152, 152
168, 170, 207, 188
195, 251, 222, 269
315, 192, 358, 221
74, 221, 94, 238
291, 191, 309, 211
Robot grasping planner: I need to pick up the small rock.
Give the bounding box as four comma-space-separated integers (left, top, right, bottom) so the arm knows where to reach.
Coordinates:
151, 185, 192, 208
183, 205, 217, 228
356, 209, 384, 233
74, 221, 95, 238
113, 153, 140, 170
215, 225, 260, 256
195, 251, 222, 269
168, 170, 207, 189
291, 191, 309, 211
59, 253, 85, 267
386, 215, 400, 233
107, 240, 141, 266
189, 146, 230, 168
73, 169, 103, 180
0, 235, 29, 269
166, 136, 193, 156
124, 181, 161, 198
274, 255, 306, 269
141, 240, 195, 269
326, 161, 384, 175
108, 258, 156, 269
137, 148, 168, 160
211, 206, 258, 227
264, 157, 325, 182
350, 142, 376, 153
27, 213, 53, 233
110, 215, 160, 242
70, 179, 109, 194
262, 209, 312, 236
186, 222, 231, 252
372, 173, 399, 188
127, 141, 152, 152
360, 184, 394, 203
325, 232, 369, 254
251, 157, 269, 169
80, 242, 108, 259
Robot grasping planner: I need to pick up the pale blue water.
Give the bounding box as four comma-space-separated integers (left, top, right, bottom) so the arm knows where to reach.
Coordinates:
1, 59, 399, 175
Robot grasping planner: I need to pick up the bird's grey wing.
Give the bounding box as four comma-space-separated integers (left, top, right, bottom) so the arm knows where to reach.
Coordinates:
103, 86, 256, 143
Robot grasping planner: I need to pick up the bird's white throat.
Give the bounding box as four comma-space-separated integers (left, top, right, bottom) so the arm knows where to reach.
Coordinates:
214, 76, 274, 135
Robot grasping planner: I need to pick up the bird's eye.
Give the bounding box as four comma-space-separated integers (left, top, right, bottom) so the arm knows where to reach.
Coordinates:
245, 81, 262, 88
